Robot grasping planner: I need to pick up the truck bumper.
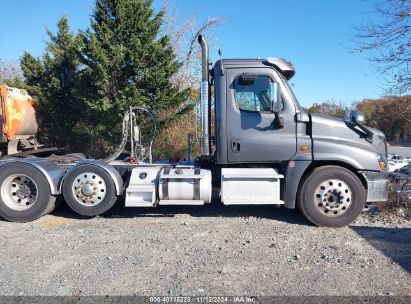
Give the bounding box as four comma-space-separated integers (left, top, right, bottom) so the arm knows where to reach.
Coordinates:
361, 171, 389, 202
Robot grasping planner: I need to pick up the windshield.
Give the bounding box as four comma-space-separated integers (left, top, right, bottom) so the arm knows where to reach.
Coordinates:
278, 73, 303, 112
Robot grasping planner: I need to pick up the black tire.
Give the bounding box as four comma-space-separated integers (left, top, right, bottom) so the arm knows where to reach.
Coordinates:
42, 195, 58, 216
297, 166, 365, 227
62, 164, 117, 216
43, 195, 62, 215
0, 163, 53, 222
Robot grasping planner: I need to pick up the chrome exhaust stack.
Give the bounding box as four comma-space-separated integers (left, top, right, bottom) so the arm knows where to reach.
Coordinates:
198, 35, 210, 156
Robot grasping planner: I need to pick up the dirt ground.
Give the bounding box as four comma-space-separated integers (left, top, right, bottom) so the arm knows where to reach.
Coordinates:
0, 201, 410, 297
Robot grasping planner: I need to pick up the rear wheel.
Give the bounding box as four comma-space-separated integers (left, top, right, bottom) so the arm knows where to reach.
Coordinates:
0, 163, 54, 222
62, 164, 117, 216
297, 166, 365, 227
43, 195, 61, 214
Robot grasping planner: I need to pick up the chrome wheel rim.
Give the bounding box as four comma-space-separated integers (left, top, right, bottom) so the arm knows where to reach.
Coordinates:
71, 172, 106, 206
314, 179, 352, 217
1, 174, 38, 211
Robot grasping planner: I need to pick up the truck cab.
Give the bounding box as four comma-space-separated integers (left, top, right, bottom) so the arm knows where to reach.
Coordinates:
213, 58, 302, 164
198, 34, 389, 225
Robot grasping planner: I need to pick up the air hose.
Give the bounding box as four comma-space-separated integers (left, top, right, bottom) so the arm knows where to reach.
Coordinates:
103, 107, 157, 163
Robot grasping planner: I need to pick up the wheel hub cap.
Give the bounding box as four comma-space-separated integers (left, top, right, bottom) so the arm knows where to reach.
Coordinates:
314, 179, 352, 216
72, 172, 106, 206
81, 183, 95, 197
1, 174, 38, 211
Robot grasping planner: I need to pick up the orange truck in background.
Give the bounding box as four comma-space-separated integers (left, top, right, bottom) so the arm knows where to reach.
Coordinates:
0, 84, 40, 156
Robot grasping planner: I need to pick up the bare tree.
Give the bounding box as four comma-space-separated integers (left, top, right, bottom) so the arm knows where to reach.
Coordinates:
154, 3, 223, 157
353, 0, 410, 94
162, 2, 223, 90
0, 58, 23, 84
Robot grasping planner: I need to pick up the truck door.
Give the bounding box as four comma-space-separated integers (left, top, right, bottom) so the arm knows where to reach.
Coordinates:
226, 67, 297, 163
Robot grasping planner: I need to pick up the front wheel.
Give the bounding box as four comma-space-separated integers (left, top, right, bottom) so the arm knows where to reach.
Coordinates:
297, 166, 365, 227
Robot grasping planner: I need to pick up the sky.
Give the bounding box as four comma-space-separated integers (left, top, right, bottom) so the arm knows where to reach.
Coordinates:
0, 0, 385, 107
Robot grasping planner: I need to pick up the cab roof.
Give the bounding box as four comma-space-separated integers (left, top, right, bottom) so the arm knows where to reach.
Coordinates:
215, 57, 296, 80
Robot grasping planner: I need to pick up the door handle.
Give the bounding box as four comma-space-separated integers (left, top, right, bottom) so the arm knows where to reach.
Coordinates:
272, 112, 284, 128
232, 141, 240, 153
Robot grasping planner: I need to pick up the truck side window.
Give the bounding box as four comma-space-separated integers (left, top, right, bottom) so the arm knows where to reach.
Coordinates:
234, 75, 283, 112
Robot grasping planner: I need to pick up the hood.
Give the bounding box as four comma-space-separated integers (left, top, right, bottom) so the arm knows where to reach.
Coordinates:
309, 113, 387, 157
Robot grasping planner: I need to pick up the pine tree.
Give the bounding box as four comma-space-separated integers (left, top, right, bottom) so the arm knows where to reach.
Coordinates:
80, 0, 190, 157
20, 17, 86, 150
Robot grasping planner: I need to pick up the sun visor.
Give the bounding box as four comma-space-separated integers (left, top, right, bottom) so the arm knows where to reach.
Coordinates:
264, 57, 296, 80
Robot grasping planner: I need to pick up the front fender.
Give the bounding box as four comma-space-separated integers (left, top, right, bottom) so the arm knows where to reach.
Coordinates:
313, 137, 381, 171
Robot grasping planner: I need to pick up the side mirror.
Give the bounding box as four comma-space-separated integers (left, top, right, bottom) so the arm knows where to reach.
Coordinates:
270, 82, 281, 113
351, 111, 365, 125
270, 82, 284, 128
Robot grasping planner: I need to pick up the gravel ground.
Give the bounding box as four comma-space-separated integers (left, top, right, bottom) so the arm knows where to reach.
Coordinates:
0, 199, 410, 296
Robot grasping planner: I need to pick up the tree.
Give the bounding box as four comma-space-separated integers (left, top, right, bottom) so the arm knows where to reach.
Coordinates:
79, 0, 190, 158
306, 100, 351, 119
154, 3, 222, 159
355, 95, 411, 141
162, 2, 222, 89
0, 59, 23, 84
353, 0, 410, 94
20, 17, 85, 150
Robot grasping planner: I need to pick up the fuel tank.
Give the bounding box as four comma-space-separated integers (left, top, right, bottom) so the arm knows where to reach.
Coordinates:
0, 84, 38, 140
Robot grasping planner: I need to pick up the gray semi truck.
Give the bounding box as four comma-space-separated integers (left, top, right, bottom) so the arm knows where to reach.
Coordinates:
0, 36, 389, 226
